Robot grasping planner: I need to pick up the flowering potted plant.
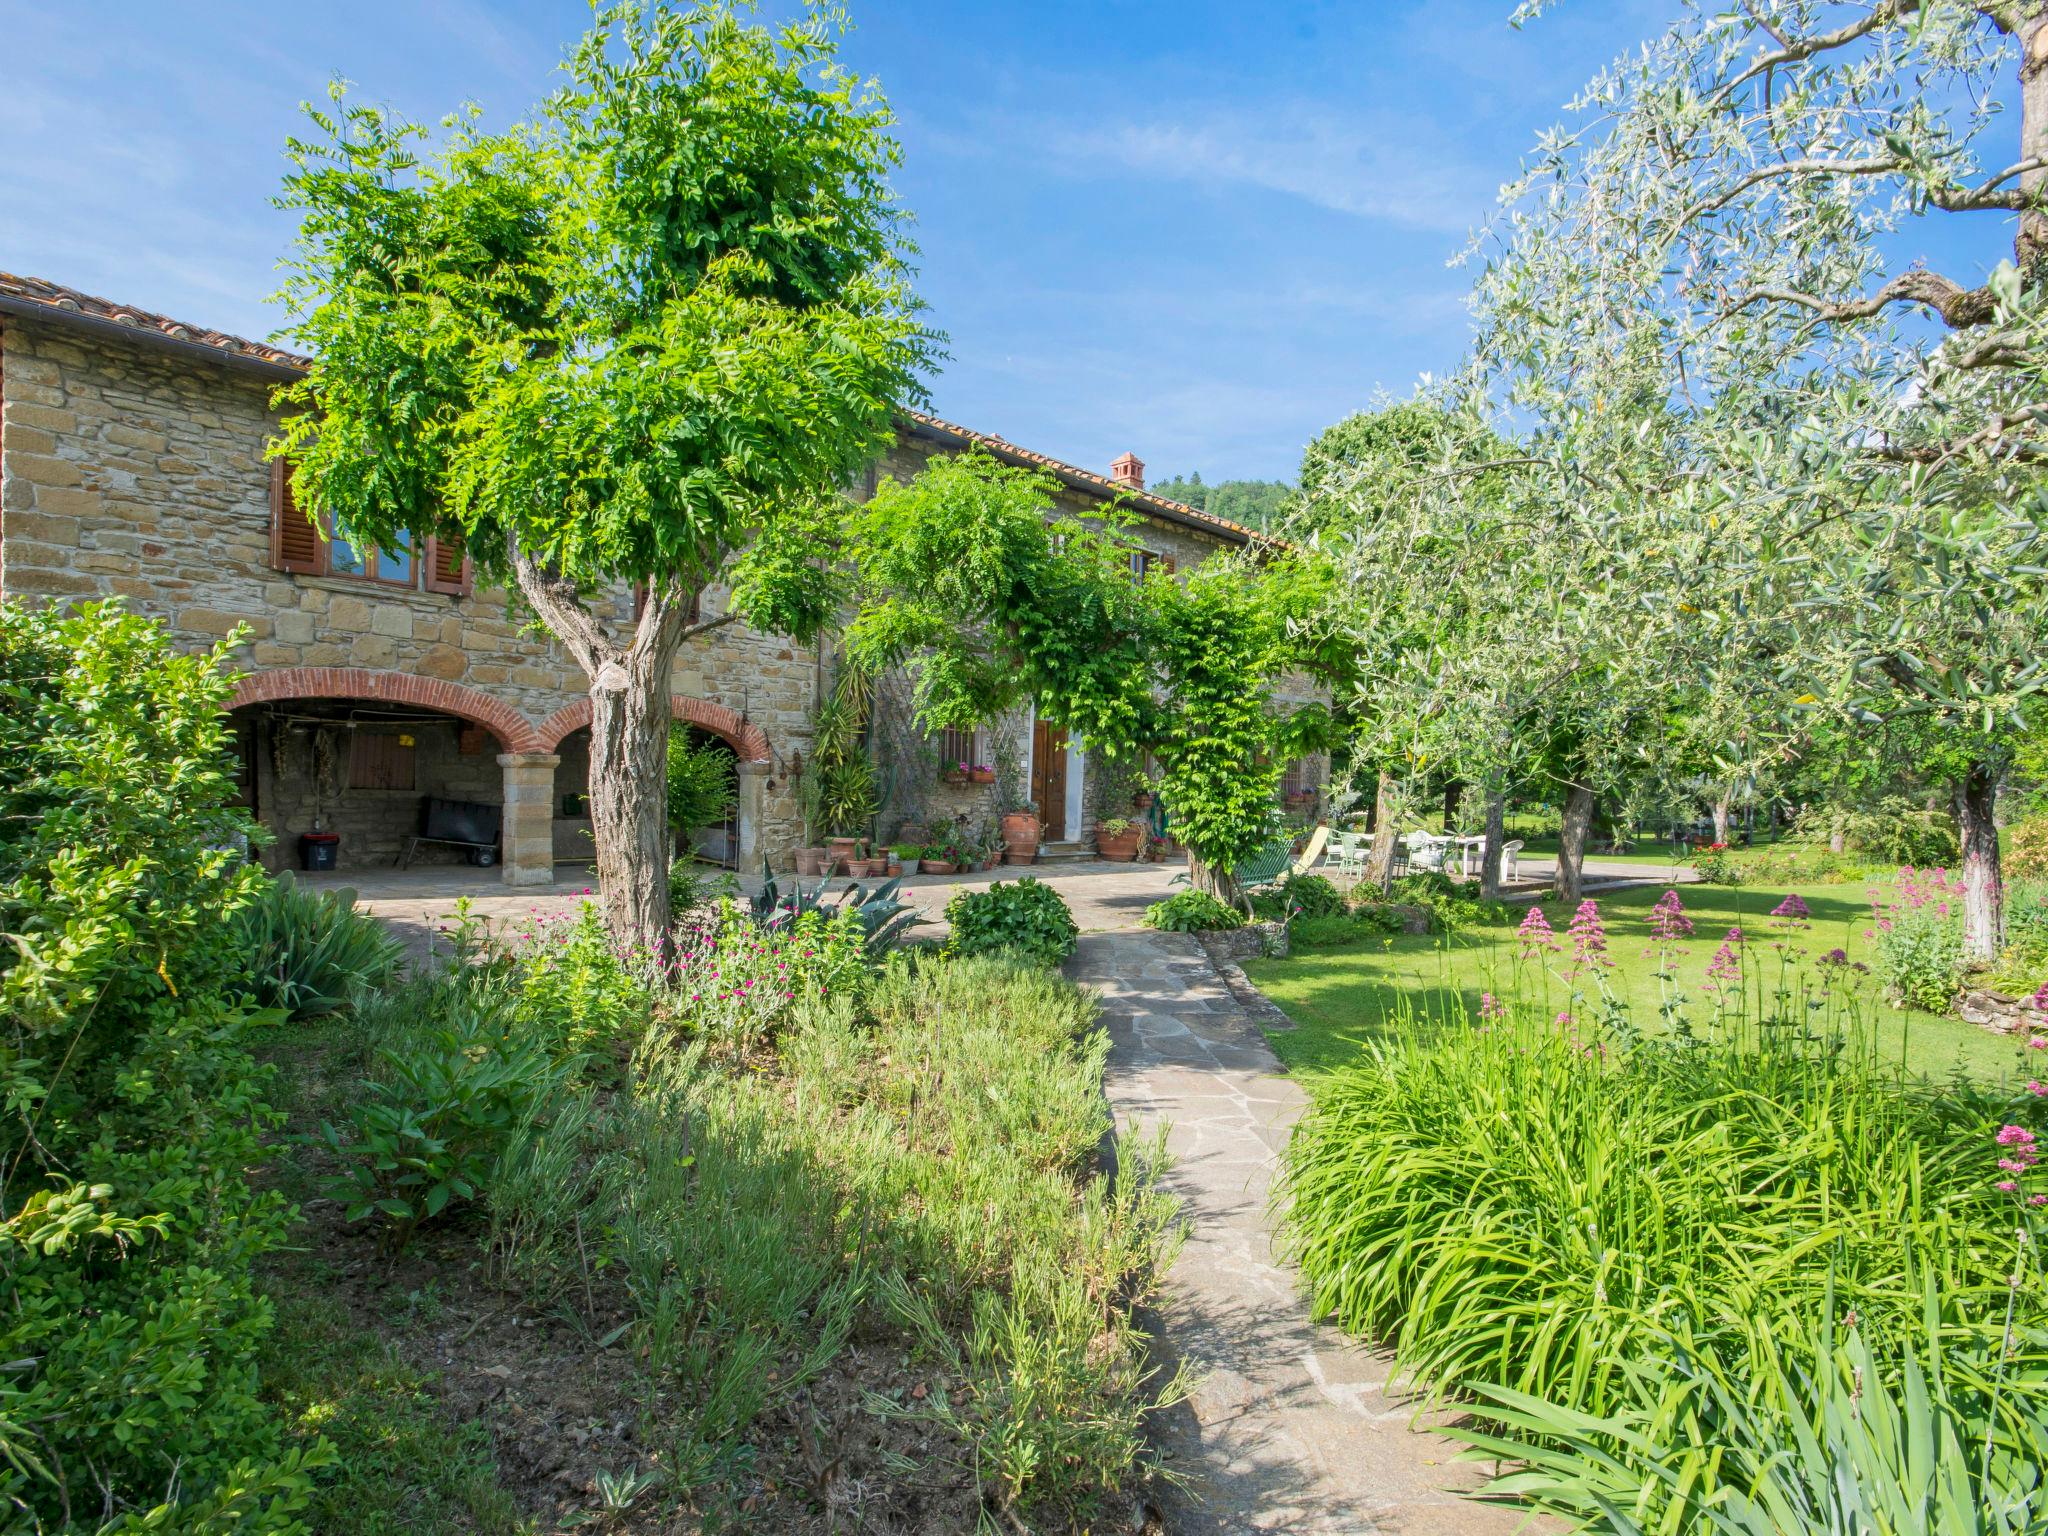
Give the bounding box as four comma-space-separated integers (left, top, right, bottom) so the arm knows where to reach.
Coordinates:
941, 760, 969, 786
921, 842, 958, 876
968, 762, 996, 785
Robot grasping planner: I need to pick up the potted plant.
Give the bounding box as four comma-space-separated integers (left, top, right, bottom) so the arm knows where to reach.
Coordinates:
968, 761, 996, 785
891, 840, 922, 875
1096, 815, 1145, 862
993, 733, 1041, 865
922, 842, 957, 876
941, 760, 969, 787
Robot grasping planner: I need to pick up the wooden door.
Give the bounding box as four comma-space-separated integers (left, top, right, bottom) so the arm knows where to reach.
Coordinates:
1031, 721, 1068, 840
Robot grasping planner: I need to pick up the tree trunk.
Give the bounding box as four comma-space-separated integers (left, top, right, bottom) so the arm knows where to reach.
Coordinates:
1189, 853, 1244, 911
1443, 780, 1463, 831
1365, 771, 1399, 895
1555, 784, 1595, 904
507, 535, 698, 958
1711, 791, 1732, 846
1829, 825, 1846, 854
1954, 763, 2004, 964
587, 657, 676, 957
1478, 789, 1507, 900
2020, 17, 2048, 276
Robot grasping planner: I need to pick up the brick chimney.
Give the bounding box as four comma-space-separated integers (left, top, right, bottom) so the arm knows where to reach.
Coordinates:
1109, 451, 1145, 491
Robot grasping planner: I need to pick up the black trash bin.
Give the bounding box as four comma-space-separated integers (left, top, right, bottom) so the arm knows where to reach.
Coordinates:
298, 831, 340, 872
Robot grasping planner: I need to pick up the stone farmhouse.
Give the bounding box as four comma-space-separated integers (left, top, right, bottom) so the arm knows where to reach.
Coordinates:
0, 271, 1314, 883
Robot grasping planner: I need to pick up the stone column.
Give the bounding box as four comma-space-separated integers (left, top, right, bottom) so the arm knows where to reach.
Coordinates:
498, 752, 559, 887
736, 759, 769, 873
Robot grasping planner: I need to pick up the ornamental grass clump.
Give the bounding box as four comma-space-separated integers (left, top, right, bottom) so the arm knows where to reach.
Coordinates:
1280, 991, 2037, 1435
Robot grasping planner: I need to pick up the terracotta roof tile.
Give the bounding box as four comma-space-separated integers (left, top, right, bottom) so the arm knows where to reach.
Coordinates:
0, 271, 1262, 545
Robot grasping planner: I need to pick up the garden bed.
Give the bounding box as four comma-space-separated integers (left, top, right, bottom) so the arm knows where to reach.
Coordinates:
256, 917, 1182, 1534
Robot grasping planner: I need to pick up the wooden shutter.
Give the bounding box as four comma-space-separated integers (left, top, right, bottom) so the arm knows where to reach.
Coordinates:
423, 529, 471, 595
1162, 554, 1178, 577
270, 460, 324, 575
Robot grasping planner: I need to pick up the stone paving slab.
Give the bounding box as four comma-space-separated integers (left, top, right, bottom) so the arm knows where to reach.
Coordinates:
1074, 930, 1530, 1535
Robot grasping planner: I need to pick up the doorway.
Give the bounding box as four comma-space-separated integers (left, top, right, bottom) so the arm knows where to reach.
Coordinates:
1031, 720, 1068, 840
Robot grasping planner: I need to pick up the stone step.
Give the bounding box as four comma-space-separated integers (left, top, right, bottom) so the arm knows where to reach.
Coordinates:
1036, 840, 1095, 862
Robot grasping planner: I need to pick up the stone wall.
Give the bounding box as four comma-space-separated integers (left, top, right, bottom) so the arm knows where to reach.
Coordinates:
0, 314, 816, 864
1, 312, 1300, 873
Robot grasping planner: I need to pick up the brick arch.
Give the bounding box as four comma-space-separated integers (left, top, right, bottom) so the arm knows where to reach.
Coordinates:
229, 667, 545, 754
536, 694, 770, 762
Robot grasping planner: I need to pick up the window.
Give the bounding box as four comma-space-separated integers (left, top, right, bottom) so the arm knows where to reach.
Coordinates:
939, 725, 978, 773
348, 731, 416, 791
1282, 758, 1315, 800
270, 462, 471, 595
1130, 548, 1178, 584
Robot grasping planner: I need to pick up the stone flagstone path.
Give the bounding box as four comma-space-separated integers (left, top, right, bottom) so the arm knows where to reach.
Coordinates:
1069, 930, 1530, 1535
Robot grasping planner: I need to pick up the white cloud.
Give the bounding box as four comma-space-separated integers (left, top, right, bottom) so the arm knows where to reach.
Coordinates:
1039, 107, 1500, 233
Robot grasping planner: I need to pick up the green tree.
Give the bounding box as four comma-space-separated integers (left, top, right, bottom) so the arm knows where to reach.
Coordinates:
666, 731, 737, 844
272, 3, 934, 952
847, 451, 1340, 903
1471, 0, 2048, 959
1148, 472, 1294, 530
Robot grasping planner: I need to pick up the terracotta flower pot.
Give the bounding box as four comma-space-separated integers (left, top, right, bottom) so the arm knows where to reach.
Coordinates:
1000, 811, 1041, 865
1132, 791, 1154, 811
969, 768, 995, 784
923, 859, 957, 876
1096, 827, 1144, 862
795, 847, 825, 878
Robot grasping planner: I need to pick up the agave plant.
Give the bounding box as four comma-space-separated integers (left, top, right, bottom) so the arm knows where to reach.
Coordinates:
750, 862, 923, 957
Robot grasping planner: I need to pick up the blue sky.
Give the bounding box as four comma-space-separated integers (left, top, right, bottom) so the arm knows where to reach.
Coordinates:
0, 0, 2003, 481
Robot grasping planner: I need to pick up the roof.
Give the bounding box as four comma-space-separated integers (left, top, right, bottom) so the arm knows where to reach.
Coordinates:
0, 270, 1265, 546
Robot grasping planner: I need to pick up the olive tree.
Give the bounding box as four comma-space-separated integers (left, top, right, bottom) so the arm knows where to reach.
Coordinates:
272, 3, 932, 952
1470, 0, 2048, 959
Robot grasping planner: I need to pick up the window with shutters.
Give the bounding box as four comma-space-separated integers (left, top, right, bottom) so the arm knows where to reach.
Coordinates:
348, 732, 417, 791
1129, 548, 1176, 584
269, 462, 471, 596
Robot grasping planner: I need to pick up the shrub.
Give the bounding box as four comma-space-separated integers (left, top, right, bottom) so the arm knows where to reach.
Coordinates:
1690, 840, 1744, 884
232, 870, 404, 1016
0, 601, 328, 1525
1257, 872, 1345, 919
945, 878, 1080, 966
1793, 799, 1960, 867
1868, 867, 1966, 1012
512, 900, 651, 1059
666, 729, 737, 839
1143, 889, 1245, 932
2008, 814, 2048, 881
666, 900, 875, 1051
1989, 881, 2048, 995
1384, 871, 1506, 932
321, 997, 573, 1249
668, 858, 738, 917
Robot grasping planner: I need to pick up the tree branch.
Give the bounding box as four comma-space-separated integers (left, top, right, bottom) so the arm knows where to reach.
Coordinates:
1718, 2, 1921, 103
1724, 267, 1997, 329
1925, 157, 2048, 210
507, 530, 609, 679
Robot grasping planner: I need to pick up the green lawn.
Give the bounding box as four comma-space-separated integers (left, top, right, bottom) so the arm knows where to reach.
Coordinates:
1247, 878, 2031, 1085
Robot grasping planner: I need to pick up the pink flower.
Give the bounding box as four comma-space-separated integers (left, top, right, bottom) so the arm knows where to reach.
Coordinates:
1553, 1009, 1572, 1026
2030, 1036, 2048, 1052
1479, 991, 1505, 1020
1517, 905, 1559, 958
1647, 888, 1694, 943
1998, 1180, 2020, 1193
2028, 1082, 2046, 1097
1769, 893, 1811, 929
1996, 1124, 2036, 1147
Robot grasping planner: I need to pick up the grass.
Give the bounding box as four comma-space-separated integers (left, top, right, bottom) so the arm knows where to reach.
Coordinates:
1249, 878, 2030, 1084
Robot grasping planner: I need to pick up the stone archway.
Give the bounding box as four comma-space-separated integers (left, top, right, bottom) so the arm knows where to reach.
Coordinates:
534, 693, 770, 761
230, 667, 544, 754
535, 694, 773, 872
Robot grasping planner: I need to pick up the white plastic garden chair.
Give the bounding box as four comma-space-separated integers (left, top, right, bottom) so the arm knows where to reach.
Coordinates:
1404, 832, 1447, 873
1500, 839, 1524, 883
